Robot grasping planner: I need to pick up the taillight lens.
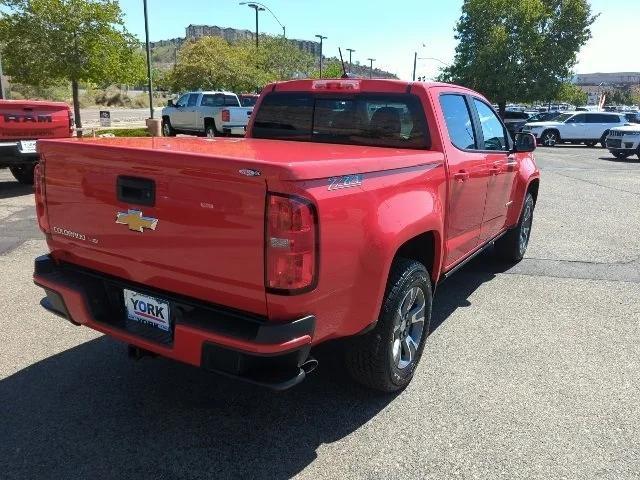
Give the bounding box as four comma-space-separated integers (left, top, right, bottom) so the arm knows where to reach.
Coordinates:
266, 194, 317, 293
221, 109, 230, 122
34, 161, 50, 233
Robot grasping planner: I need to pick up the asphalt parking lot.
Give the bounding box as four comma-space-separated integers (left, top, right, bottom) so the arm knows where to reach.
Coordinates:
1, 146, 639, 479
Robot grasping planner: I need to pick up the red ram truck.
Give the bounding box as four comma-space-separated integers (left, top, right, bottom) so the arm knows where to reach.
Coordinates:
0, 100, 73, 184
33, 79, 539, 392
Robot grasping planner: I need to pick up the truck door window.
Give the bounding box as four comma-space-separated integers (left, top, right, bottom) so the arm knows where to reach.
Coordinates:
472, 99, 508, 151
439, 94, 476, 150
201, 94, 224, 107
187, 94, 199, 107
175, 94, 189, 108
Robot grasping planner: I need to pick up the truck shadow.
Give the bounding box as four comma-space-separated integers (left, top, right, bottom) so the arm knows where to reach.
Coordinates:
0, 334, 396, 479
0, 178, 33, 199
599, 155, 640, 163
1, 251, 505, 479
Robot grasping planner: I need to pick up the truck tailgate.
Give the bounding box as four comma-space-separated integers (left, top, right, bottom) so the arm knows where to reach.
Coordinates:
0, 100, 70, 140
39, 139, 268, 316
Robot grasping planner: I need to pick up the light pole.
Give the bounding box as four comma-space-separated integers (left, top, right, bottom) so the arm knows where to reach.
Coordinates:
239, 2, 285, 38
315, 34, 327, 78
367, 58, 375, 79
241, 3, 265, 48
143, 0, 153, 119
346, 48, 355, 72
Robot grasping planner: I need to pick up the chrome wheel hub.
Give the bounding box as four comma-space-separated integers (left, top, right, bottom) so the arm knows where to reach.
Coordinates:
392, 286, 426, 370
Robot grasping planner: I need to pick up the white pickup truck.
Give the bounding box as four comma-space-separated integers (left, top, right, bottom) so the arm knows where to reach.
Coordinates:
161, 91, 253, 137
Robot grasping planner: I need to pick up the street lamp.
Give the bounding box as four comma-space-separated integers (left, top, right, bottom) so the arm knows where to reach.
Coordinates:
413, 56, 450, 82
315, 34, 327, 78
143, 0, 153, 119
240, 1, 285, 37
240, 2, 265, 48
346, 48, 355, 73
367, 58, 375, 79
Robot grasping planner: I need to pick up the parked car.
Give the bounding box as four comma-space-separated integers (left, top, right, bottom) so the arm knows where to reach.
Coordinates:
606, 125, 640, 159
161, 91, 253, 137
623, 112, 640, 124
503, 110, 531, 138
34, 79, 539, 392
0, 99, 72, 184
522, 111, 627, 147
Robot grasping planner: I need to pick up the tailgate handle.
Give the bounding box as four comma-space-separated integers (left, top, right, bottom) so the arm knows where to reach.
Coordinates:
117, 176, 155, 206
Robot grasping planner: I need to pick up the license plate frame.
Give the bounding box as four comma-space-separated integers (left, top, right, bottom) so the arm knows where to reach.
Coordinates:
18, 140, 37, 154
123, 289, 171, 332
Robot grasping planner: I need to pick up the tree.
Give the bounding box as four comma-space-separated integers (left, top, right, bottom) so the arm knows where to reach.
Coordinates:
557, 82, 587, 106
438, 0, 596, 116
170, 36, 315, 93
0, 0, 145, 134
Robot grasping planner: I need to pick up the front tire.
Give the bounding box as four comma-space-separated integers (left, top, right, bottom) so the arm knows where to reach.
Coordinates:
585, 141, 597, 147
345, 258, 432, 392
495, 192, 535, 263
600, 131, 609, 148
162, 118, 175, 137
540, 130, 559, 146
9, 164, 35, 184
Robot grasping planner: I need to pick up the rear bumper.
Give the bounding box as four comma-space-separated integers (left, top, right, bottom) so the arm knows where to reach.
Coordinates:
222, 125, 247, 136
0, 142, 38, 167
33, 255, 315, 390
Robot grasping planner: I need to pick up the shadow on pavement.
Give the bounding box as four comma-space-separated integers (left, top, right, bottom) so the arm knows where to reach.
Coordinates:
1, 251, 506, 479
599, 155, 640, 163
0, 178, 33, 199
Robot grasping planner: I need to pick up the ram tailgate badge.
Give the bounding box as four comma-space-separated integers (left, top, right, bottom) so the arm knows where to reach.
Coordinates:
116, 209, 158, 232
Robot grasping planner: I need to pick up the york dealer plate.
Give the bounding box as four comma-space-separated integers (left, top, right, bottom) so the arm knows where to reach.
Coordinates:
19, 140, 37, 154
124, 289, 171, 331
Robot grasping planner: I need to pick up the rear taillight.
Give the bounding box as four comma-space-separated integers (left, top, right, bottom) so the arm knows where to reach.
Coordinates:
34, 161, 50, 233
266, 193, 317, 293
221, 109, 230, 122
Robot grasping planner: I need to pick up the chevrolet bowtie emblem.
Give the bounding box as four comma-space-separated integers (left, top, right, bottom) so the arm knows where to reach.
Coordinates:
116, 209, 158, 232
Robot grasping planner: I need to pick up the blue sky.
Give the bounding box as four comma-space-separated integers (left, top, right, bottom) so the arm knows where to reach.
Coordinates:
120, 0, 640, 80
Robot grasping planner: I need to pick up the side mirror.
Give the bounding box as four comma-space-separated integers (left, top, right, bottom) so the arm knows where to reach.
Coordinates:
167, 99, 174, 107
514, 132, 536, 153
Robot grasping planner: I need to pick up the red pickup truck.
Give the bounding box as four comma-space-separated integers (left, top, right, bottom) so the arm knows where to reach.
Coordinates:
0, 100, 73, 184
33, 79, 539, 392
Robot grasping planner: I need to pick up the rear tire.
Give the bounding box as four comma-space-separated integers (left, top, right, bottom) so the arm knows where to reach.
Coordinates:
9, 164, 35, 184
495, 192, 535, 263
540, 130, 559, 146
345, 258, 432, 393
585, 141, 596, 147
600, 132, 609, 148
162, 118, 175, 137
205, 123, 216, 138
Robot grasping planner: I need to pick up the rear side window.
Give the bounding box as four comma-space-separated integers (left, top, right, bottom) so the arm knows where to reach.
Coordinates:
252, 92, 430, 149
201, 94, 224, 107
187, 94, 199, 107
439, 94, 476, 150
224, 95, 239, 106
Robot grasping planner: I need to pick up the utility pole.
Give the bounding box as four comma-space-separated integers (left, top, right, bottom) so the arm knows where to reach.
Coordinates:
412, 51, 417, 81
346, 48, 355, 73
367, 58, 375, 79
315, 34, 327, 78
143, 0, 153, 119
0, 52, 5, 100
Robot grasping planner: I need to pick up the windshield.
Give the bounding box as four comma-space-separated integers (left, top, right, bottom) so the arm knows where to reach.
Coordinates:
252, 92, 430, 149
554, 113, 574, 123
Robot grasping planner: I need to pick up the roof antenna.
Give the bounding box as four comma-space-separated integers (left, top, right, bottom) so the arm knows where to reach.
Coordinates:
339, 47, 348, 78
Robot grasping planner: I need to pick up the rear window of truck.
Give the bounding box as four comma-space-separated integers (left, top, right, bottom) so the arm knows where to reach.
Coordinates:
252, 92, 430, 149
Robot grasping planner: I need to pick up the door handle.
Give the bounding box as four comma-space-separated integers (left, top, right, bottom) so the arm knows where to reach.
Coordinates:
505, 156, 519, 172
454, 170, 470, 182
489, 161, 501, 175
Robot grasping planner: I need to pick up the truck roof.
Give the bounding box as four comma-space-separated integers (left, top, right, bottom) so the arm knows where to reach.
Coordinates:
184, 90, 237, 96
0, 99, 70, 109
263, 78, 474, 95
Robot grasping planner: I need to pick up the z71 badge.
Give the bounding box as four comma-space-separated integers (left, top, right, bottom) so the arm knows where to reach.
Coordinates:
328, 174, 363, 191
